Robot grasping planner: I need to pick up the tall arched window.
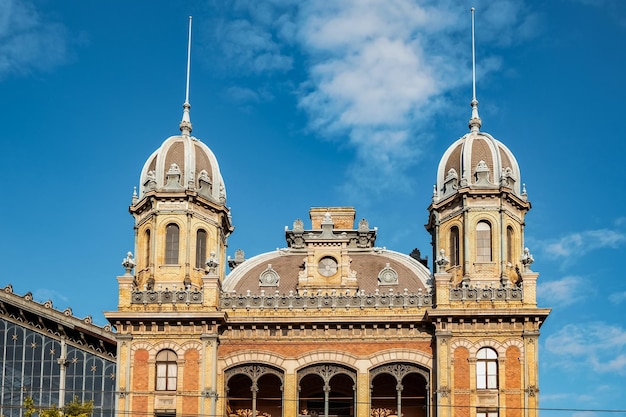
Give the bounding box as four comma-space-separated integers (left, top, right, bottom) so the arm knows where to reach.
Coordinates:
144, 229, 151, 266
476, 347, 498, 389
195, 229, 207, 269
506, 226, 514, 264
165, 224, 179, 264
449, 226, 460, 266
156, 349, 178, 391
476, 221, 492, 262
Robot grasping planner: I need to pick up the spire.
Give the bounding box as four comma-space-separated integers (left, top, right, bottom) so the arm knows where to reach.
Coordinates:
179, 16, 193, 136
469, 7, 482, 132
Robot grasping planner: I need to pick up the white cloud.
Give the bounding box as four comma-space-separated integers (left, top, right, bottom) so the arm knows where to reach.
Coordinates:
0, 0, 71, 79
33, 288, 69, 306
543, 228, 626, 259
537, 276, 589, 307
545, 322, 626, 374
212, 0, 539, 195
609, 291, 626, 304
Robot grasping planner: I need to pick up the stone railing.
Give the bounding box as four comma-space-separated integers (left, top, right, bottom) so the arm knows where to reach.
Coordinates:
220, 289, 433, 310
449, 285, 523, 302
131, 289, 203, 305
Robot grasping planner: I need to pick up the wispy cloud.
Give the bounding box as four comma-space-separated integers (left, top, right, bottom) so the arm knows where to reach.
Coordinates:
0, 0, 71, 79
210, 0, 539, 197
542, 228, 626, 259
537, 275, 590, 307
545, 322, 626, 374
609, 291, 626, 304
33, 288, 70, 307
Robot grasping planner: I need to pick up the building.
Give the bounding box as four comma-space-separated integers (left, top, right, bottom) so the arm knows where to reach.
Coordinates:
0, 285, 117, 417
103, 72, 550, 417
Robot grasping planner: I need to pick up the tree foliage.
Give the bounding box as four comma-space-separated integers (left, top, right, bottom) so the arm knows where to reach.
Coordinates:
23, 396, 93, 417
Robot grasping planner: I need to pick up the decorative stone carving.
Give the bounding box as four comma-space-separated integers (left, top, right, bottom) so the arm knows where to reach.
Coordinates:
357, 218, 374, 248
228, 249, 245, 271
378, 263, 398, 285
144, 170, 157, 192
521, 247, 534, 272
435, 249, 449, 273
474, 160, 490, 185
450, 283, 523, 301
206, 251, 219, 275
293, 219, 304, 233
220, 288, 433, 310
500, 166, 516, 188
525, 385, 538, 397
163, 163, 184, 191
122, 252, 135, 275
443, 168, 459, 194
197, 169, 212, 198
259, 264, 280, 287
219, 183, 226, 203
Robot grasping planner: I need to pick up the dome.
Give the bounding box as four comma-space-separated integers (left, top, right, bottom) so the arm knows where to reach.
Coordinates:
435, 129, 522, 201
222, 249, 431, 295
138, 133, 227, 204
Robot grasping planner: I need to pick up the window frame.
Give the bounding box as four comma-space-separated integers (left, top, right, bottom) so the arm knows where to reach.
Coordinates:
155, 349, 178, 391
476, 347, 498, 389
195, 229, 207, 269
449, 226, 460, 266
476, 221, 492, 263
506, 226, 514, 264
144, 229, 151, 267
165, 223, 180, 265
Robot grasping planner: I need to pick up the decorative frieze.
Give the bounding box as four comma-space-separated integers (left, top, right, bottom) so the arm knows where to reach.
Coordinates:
220, 289, 432, 310
449, 284, 523, 302
131, 288, 203, 304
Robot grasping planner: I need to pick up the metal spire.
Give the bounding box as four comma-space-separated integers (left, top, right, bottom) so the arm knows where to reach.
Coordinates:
469, 7, 482, 132
180, 16, 193, 136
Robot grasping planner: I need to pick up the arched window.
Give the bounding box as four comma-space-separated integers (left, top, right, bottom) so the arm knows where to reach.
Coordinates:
476, 221, 492, 262
507, 226, 514, 264
165, 224, 179, 264
449, 226, 460, 266
476, 348, 498, 389
144, 229, 151, 266
156, 350, 177, 391
195, 229, 207, 269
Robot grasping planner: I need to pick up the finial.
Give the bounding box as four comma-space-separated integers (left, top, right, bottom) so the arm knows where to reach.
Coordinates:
180, 16, 193, 136
469, 7, 482, 132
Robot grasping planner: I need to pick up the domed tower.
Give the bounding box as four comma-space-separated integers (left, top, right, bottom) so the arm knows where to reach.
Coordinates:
426, 104, 530, 287
425, 11, 549, 417
425, 11, 530, 288
106, 18, 232, 417
129, 105, 232, 293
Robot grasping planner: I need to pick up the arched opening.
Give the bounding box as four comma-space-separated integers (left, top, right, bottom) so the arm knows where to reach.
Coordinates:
155, 349, 177, 391
370, 364, 429, 417
476, 348, 498, 389
226, 373, 253, 415
298, 365, 355, 417
476, 221, 492, 262
195, 229, 207, 269
449, 226, 460, 267
165, 224, 179, 264
506, 226, 514, 264
144, 229, 151, 267
257, 373, 283, 417
225, 365, 284, 417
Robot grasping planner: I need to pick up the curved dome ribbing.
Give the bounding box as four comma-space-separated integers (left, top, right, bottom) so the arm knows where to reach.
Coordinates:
436, 130, 522, 199
138, 134, 227, 204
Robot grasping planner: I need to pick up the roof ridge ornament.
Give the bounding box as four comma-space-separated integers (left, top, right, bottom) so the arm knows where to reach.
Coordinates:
179, 16, 193, 136
469, 7, 482, 132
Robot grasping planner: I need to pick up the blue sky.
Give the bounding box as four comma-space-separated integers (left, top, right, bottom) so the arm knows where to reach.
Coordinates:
1, 0, 626, 415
